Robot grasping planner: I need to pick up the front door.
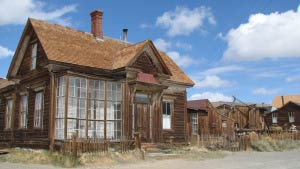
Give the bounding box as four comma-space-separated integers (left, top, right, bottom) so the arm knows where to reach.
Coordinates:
135, 103, 150, 141
133, 93, 151, 142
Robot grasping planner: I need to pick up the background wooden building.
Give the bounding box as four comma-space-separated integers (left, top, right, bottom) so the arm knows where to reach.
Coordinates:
264, 95, 300, 130
213, 101, 271, 132
187, 99, 235, 138
0, 10, 194, 149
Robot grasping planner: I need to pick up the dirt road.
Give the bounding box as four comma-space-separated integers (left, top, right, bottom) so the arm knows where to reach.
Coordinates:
1, 150, 300, 169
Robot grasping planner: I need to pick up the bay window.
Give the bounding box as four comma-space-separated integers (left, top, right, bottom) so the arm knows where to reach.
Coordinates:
106, 82, 122, 140
55, 75, 122, 140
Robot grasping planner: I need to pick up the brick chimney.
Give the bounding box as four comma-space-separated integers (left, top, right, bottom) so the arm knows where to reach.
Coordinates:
90, 10, 103, 39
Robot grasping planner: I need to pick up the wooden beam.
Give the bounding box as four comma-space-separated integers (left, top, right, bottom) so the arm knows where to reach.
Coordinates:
85, 80, 89, 139
10, 93, 17, 146
64, 75, 69, 140
104, 81, 107, 140
49, 73, 56, 150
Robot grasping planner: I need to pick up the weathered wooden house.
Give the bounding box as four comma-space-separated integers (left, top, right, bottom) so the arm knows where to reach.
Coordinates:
187, 99, 235, 137
0, 10, 194, 149
213, 102, 270, 131
265, 95, 300, 130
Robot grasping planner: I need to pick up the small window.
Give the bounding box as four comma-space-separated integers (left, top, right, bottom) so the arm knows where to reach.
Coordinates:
34, 92, 43, 128
222, 120, 227, 128
272, 113, 278, 124
6, 99, 13, 129
20, 95, 28, 128
162, 101, 172, 129
31, 43, 37, 70
191, 113, 198, 135
289, 112, 294, 123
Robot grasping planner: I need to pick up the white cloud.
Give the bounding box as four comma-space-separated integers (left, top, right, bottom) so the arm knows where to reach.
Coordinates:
200, 65, 243, 76
194, 75, 230, 88
156, 6, 216, 36
252, 88, 280, 95
224, 8, 300, 61
0, 0, 77, 26
286, 75, 300, 82
167, 51, 196, 68
189, 92, 233, 102
175, 41, 192, 50
140, 23, 151, 29
153, 38, 171, 51
0, 45, 14, 59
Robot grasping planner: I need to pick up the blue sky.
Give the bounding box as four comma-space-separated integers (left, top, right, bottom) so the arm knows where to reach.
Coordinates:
0, 0, 300, 104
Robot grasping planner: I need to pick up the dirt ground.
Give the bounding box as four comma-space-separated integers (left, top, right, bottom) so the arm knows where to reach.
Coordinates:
0, 150, 300, 169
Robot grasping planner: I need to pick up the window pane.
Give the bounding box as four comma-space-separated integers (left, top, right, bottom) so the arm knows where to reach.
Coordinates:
20, 95, 28, 128
163, 101, 172, 129
34, 92, 43, 128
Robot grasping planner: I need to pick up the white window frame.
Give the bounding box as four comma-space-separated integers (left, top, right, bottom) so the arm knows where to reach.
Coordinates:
289, 112, 295, 123
20, 95, 28, 128
162, 101, 173, 130
6, 99, 13, 129
31, 43, 37, 70
191, 113, 198, 135
272, 113, 278, 124
34, 92, 43, 128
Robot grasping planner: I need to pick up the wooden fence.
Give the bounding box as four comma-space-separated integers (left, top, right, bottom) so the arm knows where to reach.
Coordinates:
61, 133, 140, 157
191, 131, 300, 152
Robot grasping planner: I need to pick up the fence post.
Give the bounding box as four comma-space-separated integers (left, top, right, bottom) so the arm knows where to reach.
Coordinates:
197, 134, 200, 147
134, 132, 141, 149
72, 132, 77, 158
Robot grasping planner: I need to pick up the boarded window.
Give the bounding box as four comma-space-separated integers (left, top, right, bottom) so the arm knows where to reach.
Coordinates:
163, 101, 172, 129
34, 92, 43, 128
31, 43, 37, 70
20, 95, 28, 128
6, 99, 13, 129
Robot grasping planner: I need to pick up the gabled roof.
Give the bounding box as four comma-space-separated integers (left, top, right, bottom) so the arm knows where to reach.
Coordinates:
7, 19, 194, 86
272, 95, 300, 109
187, 99, 210, 110
0, 79, 15, 89
266, 101, 300, 115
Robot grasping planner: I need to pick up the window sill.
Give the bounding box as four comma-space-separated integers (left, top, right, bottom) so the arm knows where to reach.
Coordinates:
163, 129, 174, 132
17, 128, 28, 130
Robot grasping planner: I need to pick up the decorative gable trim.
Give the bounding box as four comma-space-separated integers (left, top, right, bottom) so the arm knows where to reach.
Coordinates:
128, 41, 172, 76
7, 20, 32, 79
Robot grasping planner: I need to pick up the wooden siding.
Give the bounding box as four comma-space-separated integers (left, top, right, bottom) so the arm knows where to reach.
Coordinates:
265, 112, 300, 129
217, 105, 265, 130
162, 91, 187, 143
17, 32, 48, 77
187, 103, 235, 138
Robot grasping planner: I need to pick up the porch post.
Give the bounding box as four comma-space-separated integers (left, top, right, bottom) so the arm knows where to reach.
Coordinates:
49, 72, 57, 150
64, 75, 69, 141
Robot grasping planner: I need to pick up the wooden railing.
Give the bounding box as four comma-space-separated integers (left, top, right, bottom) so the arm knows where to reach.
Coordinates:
61, 133, 137, 157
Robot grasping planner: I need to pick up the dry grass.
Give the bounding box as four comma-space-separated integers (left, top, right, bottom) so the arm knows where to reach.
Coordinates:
251, 136, 300, 152
0, 148, 79, 168
0, 146, 228, 168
